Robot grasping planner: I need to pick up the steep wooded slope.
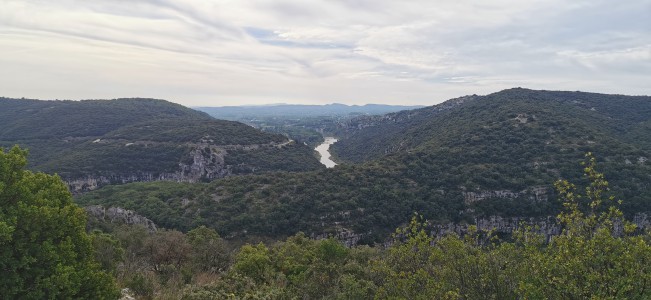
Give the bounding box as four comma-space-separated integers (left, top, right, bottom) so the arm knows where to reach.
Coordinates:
0, 98, 322, 191
332, 88, 651, 163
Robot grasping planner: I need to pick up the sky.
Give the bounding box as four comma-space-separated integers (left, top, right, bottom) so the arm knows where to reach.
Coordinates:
1, 0, 650, 107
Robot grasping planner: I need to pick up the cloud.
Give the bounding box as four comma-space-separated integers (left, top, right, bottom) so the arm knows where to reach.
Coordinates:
0, 0, 649, 106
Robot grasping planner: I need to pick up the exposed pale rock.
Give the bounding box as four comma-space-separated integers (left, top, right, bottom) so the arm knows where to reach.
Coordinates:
463, 186, 549, 205
85, 205, 157, 232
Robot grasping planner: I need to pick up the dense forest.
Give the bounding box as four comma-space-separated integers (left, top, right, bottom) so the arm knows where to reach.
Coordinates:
3, 147, 650, 299
78, 89, 651, 243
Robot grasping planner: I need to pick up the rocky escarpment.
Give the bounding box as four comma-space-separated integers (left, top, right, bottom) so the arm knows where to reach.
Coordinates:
430, 215, 561, 243
431, 213, 651, 241
85, 205, 158, 232
312, 228, 369, 248
463, 186, 550, 205
323, 213, 651, 247
66, 140, 295, 193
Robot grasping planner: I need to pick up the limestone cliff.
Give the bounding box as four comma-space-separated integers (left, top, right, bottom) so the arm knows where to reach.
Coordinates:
429, 212, 651, 243
85, 205, 157, 232
463, 186, 550, 205
65, 140, 296, 193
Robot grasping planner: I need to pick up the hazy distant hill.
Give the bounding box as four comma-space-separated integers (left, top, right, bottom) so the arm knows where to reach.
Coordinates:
77, 89, 651, 243
0, 97, 322, 192
195, 103, 424, 120
195, 103, 424, 148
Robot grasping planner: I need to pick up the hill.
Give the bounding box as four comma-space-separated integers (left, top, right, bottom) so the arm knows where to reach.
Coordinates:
195, 103, 423, 120
332, 88, 651, 163
0, 97, 322, 192
76, 89, 651, 243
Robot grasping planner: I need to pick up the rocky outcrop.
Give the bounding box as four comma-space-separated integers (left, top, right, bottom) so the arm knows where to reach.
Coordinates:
312, 228, 367, 248
65, 140, 296, 193
68, 173, 186, 192
430, 216, 561, 243
633, 213, 650, 233
85, 205, 157, 232
463, 186, 550, 205
428, 212, 651, 243
65, 145, 230, 193
177, 144, 230, 181
119, 288, 136, 300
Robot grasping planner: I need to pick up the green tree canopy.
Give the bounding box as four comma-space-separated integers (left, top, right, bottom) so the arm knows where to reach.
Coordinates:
0, 146, 118, 299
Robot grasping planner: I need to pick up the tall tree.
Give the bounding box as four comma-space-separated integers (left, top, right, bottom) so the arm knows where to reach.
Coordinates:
0, 146, 118, 299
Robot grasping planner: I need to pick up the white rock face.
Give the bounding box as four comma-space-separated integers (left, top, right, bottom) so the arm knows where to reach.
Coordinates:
66, 143, 232, 193
85, 205, 157, 232
64, 140, 294, 193
463, 186, 549, 205
119, 288, 136, 300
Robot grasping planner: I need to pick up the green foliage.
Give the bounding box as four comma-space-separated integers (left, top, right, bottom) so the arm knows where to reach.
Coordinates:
369, 155, 651, 299
225, 142, 323, 173
0, 97, 211, 140
0, 97, 321, 184
90, 230, 125, 274
187, 233, 378, 299
88, 156, 651, 298
104, 119, 286, 144
518, 153, 651, 299
77, 89, 651, 242
187, 226, 230, 273
0, 146, 118, 299
233, 243, 273, 283
124, 272, 156, 299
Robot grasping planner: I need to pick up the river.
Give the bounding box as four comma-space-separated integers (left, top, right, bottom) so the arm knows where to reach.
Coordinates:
315, 137, 338, 168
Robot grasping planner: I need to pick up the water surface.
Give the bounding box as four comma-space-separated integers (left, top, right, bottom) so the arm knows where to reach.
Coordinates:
315, 137, 338, 168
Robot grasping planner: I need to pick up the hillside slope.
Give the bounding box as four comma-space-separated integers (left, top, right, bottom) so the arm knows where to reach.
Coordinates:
332, 88, 651, 162
0, 97, 322, 191
77, 89, 651, 243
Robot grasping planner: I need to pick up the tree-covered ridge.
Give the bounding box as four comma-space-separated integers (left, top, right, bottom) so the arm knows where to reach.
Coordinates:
0, 97, 212, 140
32, 118, 297, 177
76, 147, 651, 242
332, 88, 651, 163
104, 119, 287, 144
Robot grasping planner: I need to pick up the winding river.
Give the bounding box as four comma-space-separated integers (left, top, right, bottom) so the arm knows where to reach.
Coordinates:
315, 137, 338, 168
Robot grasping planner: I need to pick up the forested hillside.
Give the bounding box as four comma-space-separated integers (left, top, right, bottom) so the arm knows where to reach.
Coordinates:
7, 141, 650, 299
332, 88, 651, 163
0, 98, 322, 192
77, 89, 651, 243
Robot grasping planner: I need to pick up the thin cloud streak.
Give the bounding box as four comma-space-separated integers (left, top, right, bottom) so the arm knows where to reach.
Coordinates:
0, 0, 649, 106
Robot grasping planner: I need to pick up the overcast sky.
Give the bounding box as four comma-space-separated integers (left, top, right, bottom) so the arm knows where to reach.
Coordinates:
1, 0, 649, 106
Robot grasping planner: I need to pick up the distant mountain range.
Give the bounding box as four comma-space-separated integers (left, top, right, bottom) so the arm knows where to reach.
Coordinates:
194, 103, 424, 120
0, 97, 322, 192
